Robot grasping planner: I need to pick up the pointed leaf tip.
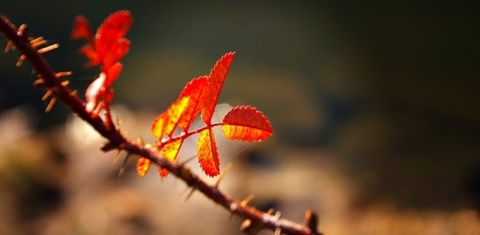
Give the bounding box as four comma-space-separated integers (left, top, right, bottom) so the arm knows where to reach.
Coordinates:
71, 15, 93, 41
201, 52, 236, 124
222, 105, 273, 142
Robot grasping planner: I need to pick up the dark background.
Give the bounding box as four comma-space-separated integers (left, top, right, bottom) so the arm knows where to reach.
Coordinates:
1, 1, 479, 234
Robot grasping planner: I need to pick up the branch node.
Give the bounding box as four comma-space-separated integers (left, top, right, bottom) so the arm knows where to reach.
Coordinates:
101, 141, 117, 152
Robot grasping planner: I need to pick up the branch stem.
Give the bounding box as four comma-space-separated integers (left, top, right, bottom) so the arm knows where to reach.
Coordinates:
0, 15, 321, 235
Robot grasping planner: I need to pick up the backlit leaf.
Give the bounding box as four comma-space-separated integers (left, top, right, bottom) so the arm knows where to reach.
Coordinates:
201, 52, 235, 124
105, 62, 123, 88
78, 45, 99, 66
158, 139, 184, 177
222, 105, 273, 141
136, 157, 152, 177
177, 76, 208, 131
151, 96, 190, 139
71, 15, 93, 42
95, 10, 132, 68
197, 129, 220, 177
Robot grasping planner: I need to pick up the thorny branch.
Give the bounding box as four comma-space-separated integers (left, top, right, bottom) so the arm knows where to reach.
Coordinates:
0, 15, 323, 235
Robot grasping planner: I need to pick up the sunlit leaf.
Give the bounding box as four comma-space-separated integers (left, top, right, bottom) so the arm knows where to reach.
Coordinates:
222, 105, 273, 142
177, 76, 208, 131
102, 38, 130, 71
78, 45, 99, 66
95, 10, 132, 68
136, 157, 152, 177
151, 96, 190, 139
197, 129, 219, 177
201, 52, 235, 124
158, 139, 184, 177
105, 62, 123, 88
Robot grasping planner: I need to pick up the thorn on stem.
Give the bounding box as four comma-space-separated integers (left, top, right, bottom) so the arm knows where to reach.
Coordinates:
33, 78, 47, 87
56, 71, 72, 78
42, 89, 53, 101
240, 219, 261, 235
113, 150, 123, 162
240, 193, 255, 206
37, 43, 59, 54
183, 188, 196, 204
16, 54, 25, 67
17, 24, 27, 38
304, 209, 321, 235
118, 154, 131, 177
30, 36, 46, 48
61, 80, 70, 87
45, 96, 57, 112
4, 40, 13, 52
214, 162, 232, 188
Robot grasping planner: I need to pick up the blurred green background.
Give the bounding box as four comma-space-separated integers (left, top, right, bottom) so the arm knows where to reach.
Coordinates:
1, 1, 480, 234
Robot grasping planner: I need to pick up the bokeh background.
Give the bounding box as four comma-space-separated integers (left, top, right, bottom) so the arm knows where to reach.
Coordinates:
1, 1, 479, 234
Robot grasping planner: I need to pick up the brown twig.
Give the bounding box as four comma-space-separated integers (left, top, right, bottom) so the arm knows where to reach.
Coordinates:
0, 15, 322, 235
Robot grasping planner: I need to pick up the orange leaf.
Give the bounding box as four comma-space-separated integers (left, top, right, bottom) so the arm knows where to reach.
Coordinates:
151, 96, 190, 139
95, 11, 132, 68
136, 157, 152, 177
158, 139, 184, 177
222, 105, 273, 142
177, 76, 208, 131
201, 52, 235, 124
197, 129, 220, 177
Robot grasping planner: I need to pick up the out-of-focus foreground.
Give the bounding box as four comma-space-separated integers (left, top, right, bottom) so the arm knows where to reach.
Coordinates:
1, 1, 479, 234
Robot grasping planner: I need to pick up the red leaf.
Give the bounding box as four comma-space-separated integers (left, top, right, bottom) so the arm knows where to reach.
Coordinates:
105, 62, 123, 88
201, 52, 235, 124
136, 157, 152, 177
71, 15, 93, 43
197, 129, 220, 177
78, 45, 99, 66
222, 105, 273, 142
102, 38, 130, 70
95, 10, 132, 69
